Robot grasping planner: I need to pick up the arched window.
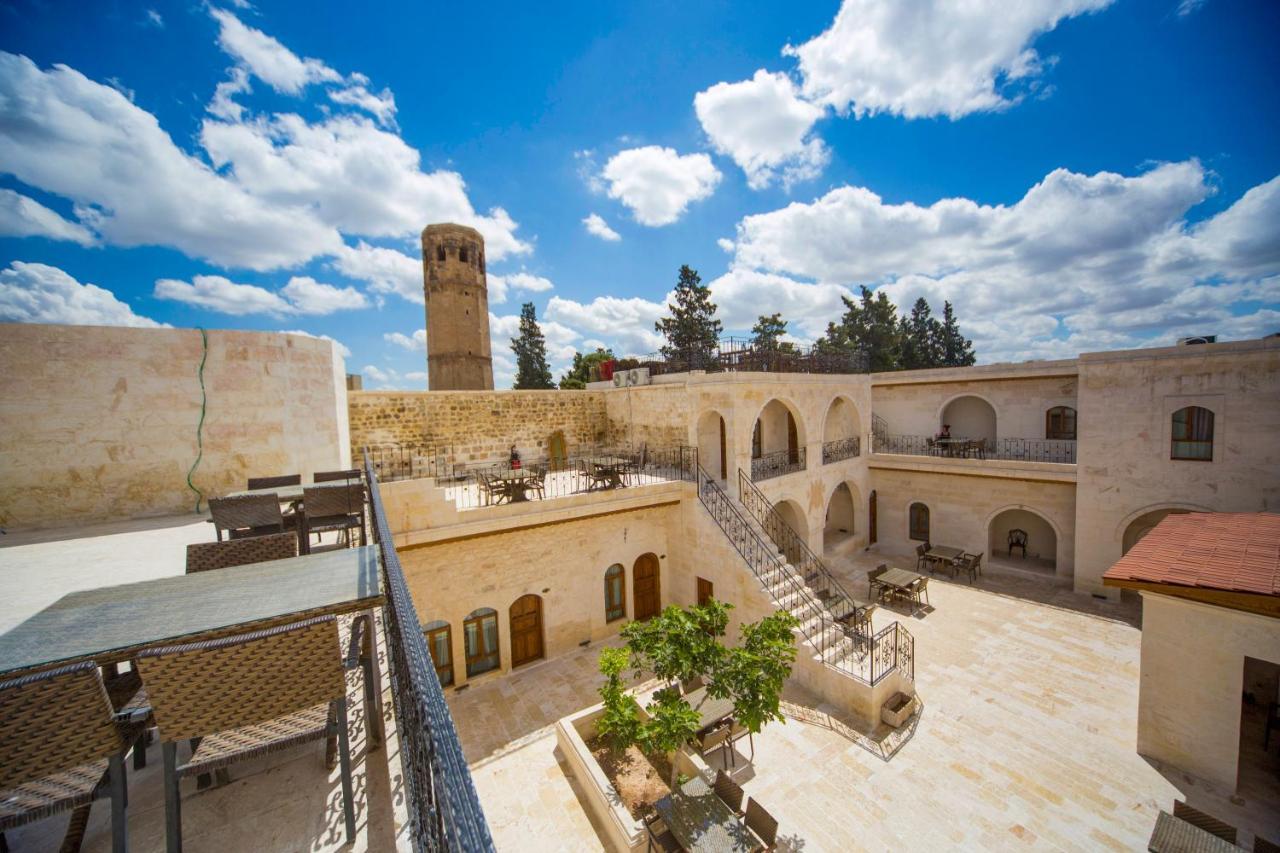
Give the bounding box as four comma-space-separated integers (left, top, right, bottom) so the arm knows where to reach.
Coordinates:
909, 502, 930, 542
460, 244, 470, 263
422, 619, 453, 686
463, 607, 499, 677
1171, 406, 1214, 461
1045, 406, 1077, 440
479, 251, 485, 274
436, 244, 446, 262
604, 564, 626, 622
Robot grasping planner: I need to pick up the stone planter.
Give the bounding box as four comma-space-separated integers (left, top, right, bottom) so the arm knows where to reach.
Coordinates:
881, 691, 915, 728
554, 703, 647, 852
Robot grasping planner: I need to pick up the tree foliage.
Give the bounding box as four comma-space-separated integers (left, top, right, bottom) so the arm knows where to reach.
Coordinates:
596, 646, 643, 751
510, 302, 553, 389
750, 313, 787, 349
558, 346, 615, 390
819, 286, 977, 370
654, 265, 722, 366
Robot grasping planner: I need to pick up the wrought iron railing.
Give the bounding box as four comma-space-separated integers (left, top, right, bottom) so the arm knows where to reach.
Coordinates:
363, 453, 496, 852
367, 443, 459, 483
869, 621, 914, 683
632, 337, 869, 377
821, 436, 860, 464
750, 447, 806, 481
872, 434, 1077, 464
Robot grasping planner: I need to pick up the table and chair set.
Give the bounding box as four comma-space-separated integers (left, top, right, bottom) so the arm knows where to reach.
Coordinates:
916, 542, 984, 584
926, 437, 989, 458
0, 469, 383, 852
473, 448, 648, 506
867, 564, 931, 615
211, 469, 366, 555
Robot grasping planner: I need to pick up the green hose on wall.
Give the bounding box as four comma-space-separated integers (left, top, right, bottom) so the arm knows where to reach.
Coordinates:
186, 327, 208, 513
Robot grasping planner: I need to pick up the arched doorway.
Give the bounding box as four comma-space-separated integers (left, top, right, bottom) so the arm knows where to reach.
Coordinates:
822, 396, 861, 462
697, 410, 728, 480
633, 553, 661, 620
509, 594, 544, 669
770, 498, 809, 564
823, 483, 857, 555
1123, 508, 1193, 555
752, 399, 805, 476
988, 508, 1057, 575
939, 395, 997, 444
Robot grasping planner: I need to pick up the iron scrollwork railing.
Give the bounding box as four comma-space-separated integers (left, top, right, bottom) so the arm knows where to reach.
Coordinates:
750, 447, 806, 482
873, 434, 1076, 464
869, 621, 914, 683
363, 452, 496, 852
821, 436, 860, 464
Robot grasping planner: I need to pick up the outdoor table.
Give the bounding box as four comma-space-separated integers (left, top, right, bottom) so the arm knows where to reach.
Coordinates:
653, 776, 758, 853
925, 545, 964, 562
226, 481, 351, 503
684, 685, 736, 733
876, 567, 926, 612
584, 456, 634, 491
1147, 810, 1239, 853
0, 545, 386, 748
490, 468, 539, 502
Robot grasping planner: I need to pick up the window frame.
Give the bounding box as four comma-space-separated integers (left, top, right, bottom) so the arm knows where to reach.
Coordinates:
463, 608, 500, 678
908, 502, 930, 542
423, 620, 454, 687
604, 564, 626, 622
1171, 406, 1214, 462
1045, 406, 1077, 441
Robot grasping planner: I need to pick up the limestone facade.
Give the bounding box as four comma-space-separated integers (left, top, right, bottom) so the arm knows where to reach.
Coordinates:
422, 223, 493, 391
0, 323, 348, 529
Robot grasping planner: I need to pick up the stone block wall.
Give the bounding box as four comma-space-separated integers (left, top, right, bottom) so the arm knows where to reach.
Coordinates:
0, 323, 349, 529
603, 384, 691, 450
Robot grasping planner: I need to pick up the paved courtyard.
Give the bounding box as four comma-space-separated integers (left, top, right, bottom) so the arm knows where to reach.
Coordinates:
447, 548, 1280, 852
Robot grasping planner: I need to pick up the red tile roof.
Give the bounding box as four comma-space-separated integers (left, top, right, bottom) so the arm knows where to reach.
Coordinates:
1103, 512, 1280, 597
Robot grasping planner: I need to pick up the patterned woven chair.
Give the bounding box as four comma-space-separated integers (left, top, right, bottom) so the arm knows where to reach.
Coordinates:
642, 810, 680, 853
185, 532, 298, 574
313, 469, 361, 483
301, 484, 366, 551
246, 474, 300, 490
0, 661, 142, 853
868, 564, 890, 601
959, 552, 983, 584
713, 769, 745, 816
744, 798, 779, 850
208, 494, 286, 542
135, 617, 357, 851
1172, 800, 1236, 844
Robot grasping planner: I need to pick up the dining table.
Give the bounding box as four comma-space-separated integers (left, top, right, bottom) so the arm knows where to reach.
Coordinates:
875, 567, 926, 612
489, 468, 540, 502
684, 685, 736, 733
0, 545, 387, 749
583, 456, 635, 491
653, 776, 758, 853
226, 481, 353, 503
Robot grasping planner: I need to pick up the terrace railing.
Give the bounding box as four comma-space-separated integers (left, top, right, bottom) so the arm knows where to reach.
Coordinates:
632, 338, 869, 377
821, 436, 861, 464
873, 434, 1077, 464
367, 444, 459, 484
363, 453, 496, 852
750, 447, 806, 482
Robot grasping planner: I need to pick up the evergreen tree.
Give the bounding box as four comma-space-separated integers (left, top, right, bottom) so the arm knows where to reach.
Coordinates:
510, 302, 553, 389
750, 313, 787, 349
899, 297, 945, 370
654, 265, 722, 368
938, 301, 976, 366
822, 286, 902, 371
558, 347, 615, 389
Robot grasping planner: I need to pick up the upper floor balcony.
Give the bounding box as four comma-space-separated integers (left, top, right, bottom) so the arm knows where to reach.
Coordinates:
873, 434, 1077, 464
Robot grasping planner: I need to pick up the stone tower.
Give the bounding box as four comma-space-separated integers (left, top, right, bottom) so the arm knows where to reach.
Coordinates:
421, 223, 493, 390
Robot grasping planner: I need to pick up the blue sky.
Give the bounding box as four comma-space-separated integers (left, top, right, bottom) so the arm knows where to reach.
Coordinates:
1, 0, 1277, 388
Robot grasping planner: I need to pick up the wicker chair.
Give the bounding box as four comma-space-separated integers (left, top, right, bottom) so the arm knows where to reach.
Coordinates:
135, 617, 357, 851
868, 564, 890, 601
1172, 800, 1236, 844
313, 469, 361, 483
528, 466, 547, 499
744, 798, 779, 850
699, 723, 733, 768
246, 474, 300, 490
0, 661, 141, 853
915, 543, 933, 573
301, 484, 366, 551
208, 494, 286, 542
959, 552, 983, 584
642, 810, 680, 852
713, 769, 745, 816
185, 532, 298, 574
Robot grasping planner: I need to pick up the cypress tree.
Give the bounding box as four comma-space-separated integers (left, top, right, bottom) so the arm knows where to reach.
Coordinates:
939, 301, 976, 366
511, 302, 554, 389
655, 265, 722, 368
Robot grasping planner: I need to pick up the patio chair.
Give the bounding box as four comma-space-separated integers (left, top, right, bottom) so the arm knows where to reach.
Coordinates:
313, 468, 360, 483
208, 493, 288, 541
185, 531, 298, 574
0, 661, 142, 853
700, 723, 733, 768
713, 769, 745, 816
868, 564, 889, 601
912, 577, 930, 608
135, 616, 357, 852
643, 810, 680, 852
744, 798, 779, 851
1172, 800, 1236, 844
302, 483, 366, 550
528, 465, 547, 499
246, 474, 300, 490
728, 718, 755, 762
915, 543, 931, 573
959, 552, 983, 584
1008, 529, 1028, 559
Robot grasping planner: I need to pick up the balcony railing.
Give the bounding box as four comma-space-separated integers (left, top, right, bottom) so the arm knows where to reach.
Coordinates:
872, 434, 1077, 464
750, 447, 807, 481
631, 337, 869, 377
364, 453, 496, 852
821, 436, 861, 464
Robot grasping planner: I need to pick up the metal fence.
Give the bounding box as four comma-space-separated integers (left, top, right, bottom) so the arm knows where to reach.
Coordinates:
821, 436, 861, 464
363, 453, 496, 852
872, 434, 1077, 464
632, 337, 869, 377
750, 447, 807, 482
366, 444, 459, 484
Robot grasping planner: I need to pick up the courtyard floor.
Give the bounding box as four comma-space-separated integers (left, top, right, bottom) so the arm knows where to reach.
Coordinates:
446, 547, 1280, 852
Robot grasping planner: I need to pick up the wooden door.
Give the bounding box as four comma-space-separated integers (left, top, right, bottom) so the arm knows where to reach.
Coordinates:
868, 490, 877, 546
696, 577, 714, 607
509, 595, 544, 668
718, 417, 727, 480
633, 553, 661, 620
786, 413, 799, 463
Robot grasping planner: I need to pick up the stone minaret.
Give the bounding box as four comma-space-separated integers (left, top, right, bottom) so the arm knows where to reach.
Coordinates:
421, 223, 493, 390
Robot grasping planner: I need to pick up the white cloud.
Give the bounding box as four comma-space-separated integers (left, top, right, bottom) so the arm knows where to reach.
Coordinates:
694, 69, 828, 189
154, 274, 366, 316
209, 8, 340, 95
601, 146, 722, 226
785, 0, 1114, 120
583, 212, 621, 242
331, 241, 422, 304
486, 271, 554, 306
706, 268, 854, 340
0, 189, 95, 245
142, 9, 163, 28
384, 329, 426, 351
0, 261, 164, 327
328, 81, 397, 128
1176, 0, 1207, 17
279, 329, 352, 359
544, 295, 666, 356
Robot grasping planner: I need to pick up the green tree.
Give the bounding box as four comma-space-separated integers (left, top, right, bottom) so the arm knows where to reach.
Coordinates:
510, 302, 553, 389
621, 600, 730, 688
750, 313, 788, 349
822, 286, 902, 371
654, 265, 722, 368
938, 301, 976, 366
558, 347, 615, 389
898, 297, 945, 370
716, 611, 799, 733
596, 646, 643, 751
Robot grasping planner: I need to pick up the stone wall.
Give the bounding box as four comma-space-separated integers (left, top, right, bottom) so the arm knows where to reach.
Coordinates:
347, 389, 609, 465
603, 384, 691, 450
0, 323, 348, 529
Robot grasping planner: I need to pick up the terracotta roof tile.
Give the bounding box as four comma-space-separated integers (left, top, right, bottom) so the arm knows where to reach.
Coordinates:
1103, 512, 1280, 596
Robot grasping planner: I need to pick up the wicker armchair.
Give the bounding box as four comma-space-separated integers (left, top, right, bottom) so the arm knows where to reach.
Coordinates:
185, 532, 298, 574
135, 617, 357, 851
301, 484, 366, 551
713, 769, 745, 816
0, 661, 142, 853
208, 493, 287, 542
1172, 800, 1236, 844
643, 810, 680, 852
246, 474, 300, 490
960, 552, 983, 584
868, 564, 889, 600
744, 798, 779, 850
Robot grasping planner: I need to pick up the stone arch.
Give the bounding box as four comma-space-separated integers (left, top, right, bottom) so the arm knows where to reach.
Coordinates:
696, 408, 729, 480
937, 393, 998, 443
751, 397, 807, 462
821, 395, 861, 444
986, 504, 1061, 573
823, 481, 859, 555
1114, 502, 1213, 548
770, 497, 810, 563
